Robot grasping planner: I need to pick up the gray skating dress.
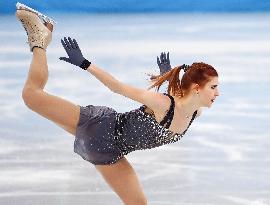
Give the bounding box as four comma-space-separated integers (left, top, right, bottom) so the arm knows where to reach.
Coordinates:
74, 93, 198, 165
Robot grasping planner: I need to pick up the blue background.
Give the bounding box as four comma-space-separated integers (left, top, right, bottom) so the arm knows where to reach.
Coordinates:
1, 0, 270, 14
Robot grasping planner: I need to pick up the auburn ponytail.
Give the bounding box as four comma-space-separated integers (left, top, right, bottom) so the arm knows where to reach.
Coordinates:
147, 62, 218, 97
147, 66, 185, 97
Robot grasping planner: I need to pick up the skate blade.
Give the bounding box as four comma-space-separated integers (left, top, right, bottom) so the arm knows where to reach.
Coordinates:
16, 2, 57, 25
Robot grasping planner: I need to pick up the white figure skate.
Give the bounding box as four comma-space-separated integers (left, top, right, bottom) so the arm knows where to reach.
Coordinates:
15, 2, 56, 52
16, 2, 57, 25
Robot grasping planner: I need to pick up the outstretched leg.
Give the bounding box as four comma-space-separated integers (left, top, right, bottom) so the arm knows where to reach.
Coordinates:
22, 48, 80, 136
95, 157, 148, 205
16, 8, 80, 136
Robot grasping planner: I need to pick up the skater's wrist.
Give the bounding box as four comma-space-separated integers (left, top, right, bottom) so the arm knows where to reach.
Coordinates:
80, 59, 91, 70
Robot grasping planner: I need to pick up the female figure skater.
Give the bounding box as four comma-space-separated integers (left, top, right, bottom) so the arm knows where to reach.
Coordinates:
16, 3, 219, 205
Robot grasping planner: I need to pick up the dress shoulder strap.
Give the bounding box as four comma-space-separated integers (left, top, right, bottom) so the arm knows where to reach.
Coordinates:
182, 110, 198, 135
159, 93, 175, 129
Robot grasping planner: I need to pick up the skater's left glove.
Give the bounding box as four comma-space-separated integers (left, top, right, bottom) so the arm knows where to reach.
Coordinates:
59, 37, 91, 70
157, 52, 172, 75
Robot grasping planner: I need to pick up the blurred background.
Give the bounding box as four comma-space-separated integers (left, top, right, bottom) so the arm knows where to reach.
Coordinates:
0, 1, 270, 205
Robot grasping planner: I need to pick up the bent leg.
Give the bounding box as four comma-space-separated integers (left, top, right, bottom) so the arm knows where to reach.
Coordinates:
95, 157, 147, 205
22, 47, 80, 136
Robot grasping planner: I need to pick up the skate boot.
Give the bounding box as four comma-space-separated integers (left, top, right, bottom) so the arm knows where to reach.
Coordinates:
15, 2, 56, 52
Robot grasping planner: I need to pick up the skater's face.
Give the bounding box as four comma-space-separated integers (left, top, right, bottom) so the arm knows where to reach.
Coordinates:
198, 77, 220, 108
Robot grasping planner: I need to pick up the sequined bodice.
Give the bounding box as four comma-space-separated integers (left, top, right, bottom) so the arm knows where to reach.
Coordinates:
114, 93, 197, 155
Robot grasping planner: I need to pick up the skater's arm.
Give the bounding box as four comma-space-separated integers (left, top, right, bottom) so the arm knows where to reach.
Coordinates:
86, 64, 121, 93
59, 37, 169, 113
87, 64, 167, 112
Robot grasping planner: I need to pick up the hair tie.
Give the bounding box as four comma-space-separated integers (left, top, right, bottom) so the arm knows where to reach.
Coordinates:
181, 64, 190, 72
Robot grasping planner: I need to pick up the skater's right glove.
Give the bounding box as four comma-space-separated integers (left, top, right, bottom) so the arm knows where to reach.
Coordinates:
59, 37, 91, 70
157, 52, 172, 75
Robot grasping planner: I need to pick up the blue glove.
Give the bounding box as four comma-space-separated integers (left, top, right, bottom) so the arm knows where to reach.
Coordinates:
157, 52, 172, 75
59, 37, 91, 70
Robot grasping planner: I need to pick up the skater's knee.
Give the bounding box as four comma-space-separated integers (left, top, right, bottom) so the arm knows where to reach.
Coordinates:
22, 86, 42, 108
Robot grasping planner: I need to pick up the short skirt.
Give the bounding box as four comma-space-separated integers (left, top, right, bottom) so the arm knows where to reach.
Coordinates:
74, 105, 124, 165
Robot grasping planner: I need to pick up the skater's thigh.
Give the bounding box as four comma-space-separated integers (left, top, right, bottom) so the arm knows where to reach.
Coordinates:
23, 89, 80, 136
95, 157, 147, 205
